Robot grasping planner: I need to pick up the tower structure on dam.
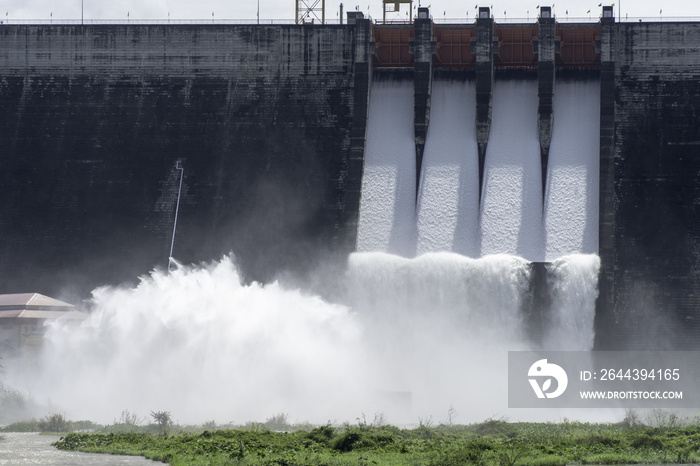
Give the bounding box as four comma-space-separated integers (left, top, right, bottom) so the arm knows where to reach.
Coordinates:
1, 6, 700, 349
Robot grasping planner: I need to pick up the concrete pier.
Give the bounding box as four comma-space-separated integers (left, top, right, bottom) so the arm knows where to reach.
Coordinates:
410, 7, 436, 199
536, 7, 558, 201
595, 6, 616, 348
473, 7, 497, 199
344, 12, 374, 250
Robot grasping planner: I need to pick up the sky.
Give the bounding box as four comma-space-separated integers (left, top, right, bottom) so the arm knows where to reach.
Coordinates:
2, 0, 699, 23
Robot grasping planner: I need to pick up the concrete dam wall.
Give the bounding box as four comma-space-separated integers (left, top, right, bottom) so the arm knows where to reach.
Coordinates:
0, 23, 370, 296
1, 11, 700, 349
603, 21, 700, 349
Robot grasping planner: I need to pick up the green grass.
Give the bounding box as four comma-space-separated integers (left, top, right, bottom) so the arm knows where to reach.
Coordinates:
48, 419, 700, 465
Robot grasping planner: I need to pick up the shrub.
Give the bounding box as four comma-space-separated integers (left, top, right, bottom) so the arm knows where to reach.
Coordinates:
332, 430, 364, 452
306, 424, 335, 445
71, 420, 102, 431
580, 433, 621, 447
150, 411, 172, 437
38, 413, 71, 432
265, 413, 290, 431
630, 433, 664, 450
472, 418, 517, 436
118, 409, 142, 427
202, 420, 217, 431
0, 420, 39, 432
427, 439, 494, 466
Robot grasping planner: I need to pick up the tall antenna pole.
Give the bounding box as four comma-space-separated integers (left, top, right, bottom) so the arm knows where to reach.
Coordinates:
168, 161, 184, 273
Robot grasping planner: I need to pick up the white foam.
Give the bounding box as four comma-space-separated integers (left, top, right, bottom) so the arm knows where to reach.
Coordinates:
416, 79, 480, 257
356, 78, 417, 256
17, 258, 366, 424
4, 251, 603, 425
480, 80, 544, 261
543, 254, 600, 350
345, 251, 531, 421
545, 79, 600, 260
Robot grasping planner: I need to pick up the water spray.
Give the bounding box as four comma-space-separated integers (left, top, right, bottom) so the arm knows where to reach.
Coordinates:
168, 161, 184, 273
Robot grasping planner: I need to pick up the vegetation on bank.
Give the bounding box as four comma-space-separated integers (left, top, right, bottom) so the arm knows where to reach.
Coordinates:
0, 411, 176, 435
25, 410, 700, 466
0, 413, 99, 434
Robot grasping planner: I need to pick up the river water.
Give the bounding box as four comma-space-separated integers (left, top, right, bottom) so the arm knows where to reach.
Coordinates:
0, 433, 159, 465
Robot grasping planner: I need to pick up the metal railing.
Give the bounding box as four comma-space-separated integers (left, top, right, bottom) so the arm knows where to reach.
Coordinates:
1, 15, 699, 26
1, 18, 301, 25
431, 15, 700, 23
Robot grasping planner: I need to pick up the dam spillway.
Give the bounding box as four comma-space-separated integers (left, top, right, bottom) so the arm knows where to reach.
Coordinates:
357, 75, 599, 263
479, 78, 543, 261
1, 6, 700, 350
416, 78, 480, 257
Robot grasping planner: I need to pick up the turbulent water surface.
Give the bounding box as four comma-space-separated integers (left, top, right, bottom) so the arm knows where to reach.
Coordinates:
4, 251, 599, 426
0, 433, 158, 465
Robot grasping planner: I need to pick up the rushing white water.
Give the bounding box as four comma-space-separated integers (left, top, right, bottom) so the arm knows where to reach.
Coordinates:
416, 80, 480, 257
543, 254, 600, 350
14, 258, 367, 425
345, 251, 531, 421
6, 253, 531, 425
4, 251, 599, 426
356, 78, 417, 256
480, 79, 544, 261
354, 75, 601, 335
544, 79, 601, 260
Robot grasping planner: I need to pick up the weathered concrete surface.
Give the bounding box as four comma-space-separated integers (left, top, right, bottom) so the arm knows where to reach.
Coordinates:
602, 22, 700, 349
410, 9, 436, 198
342, 16, 374, 251
474, 8, 496, 199
0, 25, 362, 297
536, 10, 557, 200
595, 12, 617, 349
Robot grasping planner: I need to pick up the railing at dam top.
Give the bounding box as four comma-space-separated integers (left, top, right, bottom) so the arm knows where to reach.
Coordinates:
1, 19, 302, 25
373, 22, 601, 69
3, 14, 700, 24
3, 14, 699, 26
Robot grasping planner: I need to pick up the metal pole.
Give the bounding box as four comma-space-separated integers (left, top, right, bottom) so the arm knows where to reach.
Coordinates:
168, 161, 184, 273
81, 0, 83, 24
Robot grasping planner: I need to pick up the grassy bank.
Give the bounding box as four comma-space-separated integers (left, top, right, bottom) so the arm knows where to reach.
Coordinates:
48, 418, 700, 466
